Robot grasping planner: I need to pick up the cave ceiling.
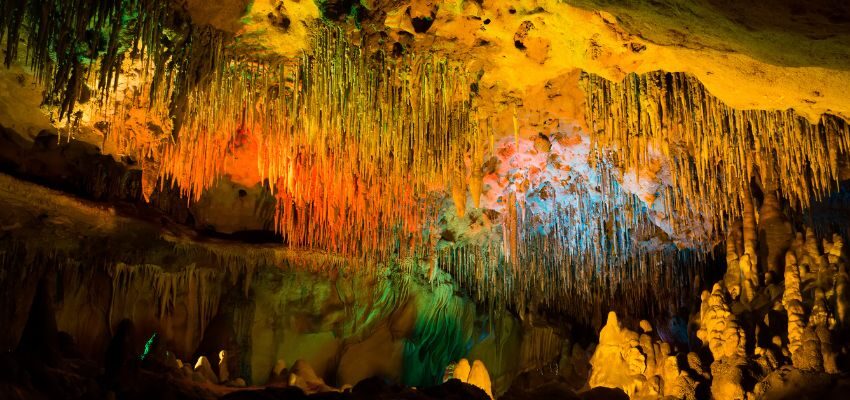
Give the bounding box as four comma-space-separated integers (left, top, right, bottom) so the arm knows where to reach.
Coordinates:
1, 0, 850, 318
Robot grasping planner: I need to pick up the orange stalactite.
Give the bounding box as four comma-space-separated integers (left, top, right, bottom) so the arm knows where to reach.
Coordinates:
85, 25, 485, 264
469, 171, 483, 209
222, 127, 263, 187
268, 144, 431, 261
452, 173, 468, 218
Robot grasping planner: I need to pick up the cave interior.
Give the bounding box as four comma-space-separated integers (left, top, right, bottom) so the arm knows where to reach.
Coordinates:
2, 1, 850, 399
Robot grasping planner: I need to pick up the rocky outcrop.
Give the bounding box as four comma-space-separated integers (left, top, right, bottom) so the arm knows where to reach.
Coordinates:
589, 212, 850, 399
194, 355, 219, 383
588, 312, 697, 399
781, 230, 847, 374
696, 283, 746, 361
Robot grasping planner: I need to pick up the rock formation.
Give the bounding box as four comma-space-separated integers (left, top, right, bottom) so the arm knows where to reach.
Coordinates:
589, 311, 696, 399
448, 358, 494, 399
590, 219, 850, 399
1, 1, 850, 399
218, 350, 230, 384
194, 356, 219, 384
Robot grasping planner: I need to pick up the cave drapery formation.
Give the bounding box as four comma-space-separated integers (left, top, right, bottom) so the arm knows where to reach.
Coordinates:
2, 0, 850, 399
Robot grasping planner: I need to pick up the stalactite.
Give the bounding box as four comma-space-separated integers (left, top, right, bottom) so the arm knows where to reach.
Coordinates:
0, 1, 719, 324
582, 72, 850, 247
139, 25, 484, 265
110, 262, 224, 353
518, 326, 562, 370
439, 224, 705, 324
469, 170, 483, 209
9, 0, 850, 329
451, 173, 468, 218
0, 0, 176, 122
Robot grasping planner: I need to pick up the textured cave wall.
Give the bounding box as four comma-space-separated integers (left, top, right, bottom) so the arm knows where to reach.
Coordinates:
347, 0, 850, 121
564, 0, 850, 70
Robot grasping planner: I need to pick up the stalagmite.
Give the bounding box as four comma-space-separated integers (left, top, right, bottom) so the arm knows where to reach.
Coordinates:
837, 265, 850, 328
740, 192, 759, 302
661, 355, 698, 400
269, 359, 288, 384
783, 252, 805, 359
725, 222, 744, 300
825, 234, 846, 265
796, 327, 825, 372
804, 229, 827, 278
194, 356, 218, 384
809, 289, 829, 328
448, 358, 493, 398
181, 365, 194, 379
452, 359, 472, 382
758, 192, 793, 276
584, 311, 698, 399
818, 324, 839, 374
467, 360, 493, 399
218, 350, 230, 384
697, 284, 745, 360
709, 358, 746, 400
289, 359, 335, 393
589, 312, 651, 398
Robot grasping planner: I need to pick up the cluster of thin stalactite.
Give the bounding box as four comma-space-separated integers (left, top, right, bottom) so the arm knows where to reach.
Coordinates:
2, 0, 850, 322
